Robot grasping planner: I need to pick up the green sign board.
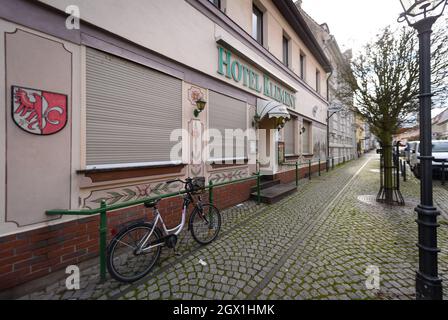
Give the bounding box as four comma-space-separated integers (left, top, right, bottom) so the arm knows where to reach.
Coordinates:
217, 46, 296, 109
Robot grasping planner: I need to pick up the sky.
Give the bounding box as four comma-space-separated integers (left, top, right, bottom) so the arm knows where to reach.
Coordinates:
301, 0, 447, 118
301, 0, 404, 54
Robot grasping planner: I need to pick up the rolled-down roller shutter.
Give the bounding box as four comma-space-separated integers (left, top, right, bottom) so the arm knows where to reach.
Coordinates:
209, 91, 247, 161
284, 118, 295, 156
86, 48, 182, 168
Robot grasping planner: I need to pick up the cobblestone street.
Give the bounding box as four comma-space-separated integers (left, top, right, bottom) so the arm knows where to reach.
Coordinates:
16, 153, 448, 300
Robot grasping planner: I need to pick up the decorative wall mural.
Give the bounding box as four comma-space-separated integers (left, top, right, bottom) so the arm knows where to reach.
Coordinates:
209, 169, 249, 184
12, 86, 68, 135
312, 126, 327, 160
187, 85, 205, 106
82, 181, 182, 209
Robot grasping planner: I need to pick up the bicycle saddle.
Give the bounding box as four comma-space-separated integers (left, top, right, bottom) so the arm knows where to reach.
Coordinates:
144, 198, 160, 208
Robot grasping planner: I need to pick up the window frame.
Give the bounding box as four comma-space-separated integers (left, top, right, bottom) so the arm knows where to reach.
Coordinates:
208, 0, 221, 9
282, 35, 289, 67
299, 52, 306, 80
252, 4, 264, 45
315, 69, 321, 94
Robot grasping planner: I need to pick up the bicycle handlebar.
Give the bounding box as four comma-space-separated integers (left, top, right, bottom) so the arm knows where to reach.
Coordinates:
166, 178, 192, 185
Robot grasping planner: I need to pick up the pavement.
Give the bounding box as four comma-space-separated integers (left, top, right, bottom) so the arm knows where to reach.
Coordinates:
16, 152, 448, 300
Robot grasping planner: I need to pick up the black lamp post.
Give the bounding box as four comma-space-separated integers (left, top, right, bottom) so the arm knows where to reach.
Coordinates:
398, 0, 447, 300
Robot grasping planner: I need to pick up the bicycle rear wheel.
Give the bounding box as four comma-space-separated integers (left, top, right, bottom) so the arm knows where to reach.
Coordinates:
106, 222, 162, 283
189, 204, 221, 245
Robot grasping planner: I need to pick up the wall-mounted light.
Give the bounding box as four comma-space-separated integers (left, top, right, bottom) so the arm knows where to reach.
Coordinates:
299, 126, 306, 135
194, 98, 207, 118
252, 113, 261, 128
277, 117, 290, 131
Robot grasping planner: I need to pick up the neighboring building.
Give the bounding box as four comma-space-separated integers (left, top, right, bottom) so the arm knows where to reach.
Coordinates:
393, 108, 448, 143
355, 114, 366, 156
432, 108, 448, 140
394, 126, 420, 143
295, 1, 357, 164
0, 0, 332, 291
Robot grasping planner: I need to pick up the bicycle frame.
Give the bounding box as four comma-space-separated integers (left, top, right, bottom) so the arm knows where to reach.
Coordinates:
139, 194, 194, 252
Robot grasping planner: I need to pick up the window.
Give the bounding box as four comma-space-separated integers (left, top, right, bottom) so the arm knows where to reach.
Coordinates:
302, 120, 312, 154
284, 117, 296, 156
85, 48, 182, 169
252, 5, 263, 45
209, 91, 247, 162
316, 69, 321, 93
299, 52, 306, 80
282, 35, 289, 66
208, 0, 221, 9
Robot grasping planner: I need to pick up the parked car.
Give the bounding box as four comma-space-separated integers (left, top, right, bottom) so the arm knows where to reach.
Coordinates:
411, 140, 448, 179
405, 141, 418, 164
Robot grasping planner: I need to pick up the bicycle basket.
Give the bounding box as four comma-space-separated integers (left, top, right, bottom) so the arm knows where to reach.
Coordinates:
191, 177, 205, 192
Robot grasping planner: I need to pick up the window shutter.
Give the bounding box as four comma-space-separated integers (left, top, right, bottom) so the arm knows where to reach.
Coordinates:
302, 120, 311, 154
85, 48, 182, 168
284, 119, 295, 156
209, 91, 247, 161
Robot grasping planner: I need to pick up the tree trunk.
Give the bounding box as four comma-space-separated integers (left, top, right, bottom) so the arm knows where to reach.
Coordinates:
381, 134, 394, 203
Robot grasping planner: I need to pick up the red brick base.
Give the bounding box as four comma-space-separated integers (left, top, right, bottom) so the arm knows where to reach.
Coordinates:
0, 179, 256, 291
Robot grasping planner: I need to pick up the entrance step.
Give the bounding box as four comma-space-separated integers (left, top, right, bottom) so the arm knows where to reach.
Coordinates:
250, 179, 281, 193
250, 182, 297, 204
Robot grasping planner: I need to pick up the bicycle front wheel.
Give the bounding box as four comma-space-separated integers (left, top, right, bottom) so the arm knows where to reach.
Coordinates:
189, 204, 221, 245
106, 222, 162, 283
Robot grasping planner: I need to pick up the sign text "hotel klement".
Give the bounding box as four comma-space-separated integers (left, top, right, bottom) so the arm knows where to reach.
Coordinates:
217, 47, 296, 109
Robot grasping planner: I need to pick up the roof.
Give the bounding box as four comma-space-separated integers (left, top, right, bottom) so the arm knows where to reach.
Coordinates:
272, 0, 332, 73
434, 108, 448, 125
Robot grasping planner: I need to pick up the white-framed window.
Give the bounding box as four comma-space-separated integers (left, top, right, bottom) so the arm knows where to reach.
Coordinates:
208, 0, 221, 9
85, 48, 182, 169
316, 69, 321, 94
299, 51, 306, 80
282, 34, 290, 67
252, 4, 264, 45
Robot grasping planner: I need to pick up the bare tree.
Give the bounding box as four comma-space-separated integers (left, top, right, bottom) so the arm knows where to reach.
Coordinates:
340, 20, 448, 203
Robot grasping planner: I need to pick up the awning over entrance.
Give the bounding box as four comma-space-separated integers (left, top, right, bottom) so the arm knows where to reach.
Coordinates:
256, 99, 291, 120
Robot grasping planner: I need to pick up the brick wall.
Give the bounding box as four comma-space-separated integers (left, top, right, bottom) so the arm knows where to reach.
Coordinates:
0, 179, 256, 292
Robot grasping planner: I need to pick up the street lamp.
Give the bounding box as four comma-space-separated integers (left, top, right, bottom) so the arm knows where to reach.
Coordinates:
398, 0, 447, 300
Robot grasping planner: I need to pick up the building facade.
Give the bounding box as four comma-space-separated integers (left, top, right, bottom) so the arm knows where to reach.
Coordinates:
296, 1, 357, 164
0, 0, 332, 291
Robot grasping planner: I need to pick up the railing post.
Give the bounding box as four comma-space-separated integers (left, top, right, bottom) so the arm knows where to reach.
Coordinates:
308, 160, 312, 180
326, 158, 329, 173
99, 200, 107, 283
256, 172, 261, 205
208, 180, 214, 205
295, 161, 299, 187
332, 157, 335, 170
343, 156, 345, 164
442, 161, 446, 186
318, 159, 321, 176
403, 160, 407, 182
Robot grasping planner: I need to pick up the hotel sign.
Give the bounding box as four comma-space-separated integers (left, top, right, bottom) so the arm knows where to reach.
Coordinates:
217, 46, 296, 109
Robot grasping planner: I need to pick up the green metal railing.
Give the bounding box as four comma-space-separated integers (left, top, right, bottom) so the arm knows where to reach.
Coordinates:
281, 157, 336, 186
46, 173, 261, 282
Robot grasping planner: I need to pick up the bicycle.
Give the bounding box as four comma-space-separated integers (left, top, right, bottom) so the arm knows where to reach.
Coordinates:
106, 177, 222, 283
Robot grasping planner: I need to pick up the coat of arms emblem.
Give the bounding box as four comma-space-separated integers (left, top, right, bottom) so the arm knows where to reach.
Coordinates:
12, 86, 68, 135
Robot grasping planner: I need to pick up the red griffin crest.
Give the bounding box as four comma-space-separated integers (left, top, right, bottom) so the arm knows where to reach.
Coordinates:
12, 86, 68, 135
